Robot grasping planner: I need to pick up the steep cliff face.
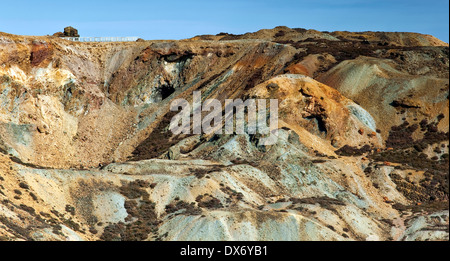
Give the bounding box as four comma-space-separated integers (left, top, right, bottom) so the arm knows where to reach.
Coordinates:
0, 27, 448, 241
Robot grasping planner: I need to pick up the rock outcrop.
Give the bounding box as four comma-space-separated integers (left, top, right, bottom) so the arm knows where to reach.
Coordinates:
63, 26, 79, 37
53, 26, 80, 38
0, 27, 448, 241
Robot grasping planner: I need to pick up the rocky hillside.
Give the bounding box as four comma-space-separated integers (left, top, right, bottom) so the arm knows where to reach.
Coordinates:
0, 27, 448, 241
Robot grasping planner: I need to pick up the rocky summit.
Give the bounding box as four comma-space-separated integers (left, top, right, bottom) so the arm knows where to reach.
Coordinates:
0, 26, 448, 241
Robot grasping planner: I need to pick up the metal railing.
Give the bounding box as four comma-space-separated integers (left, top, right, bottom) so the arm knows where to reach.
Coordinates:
61, 37, 139, 42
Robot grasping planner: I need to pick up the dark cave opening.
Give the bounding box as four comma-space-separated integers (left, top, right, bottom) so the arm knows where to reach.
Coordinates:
306, 115, 327, 134
160, 84, 175, 100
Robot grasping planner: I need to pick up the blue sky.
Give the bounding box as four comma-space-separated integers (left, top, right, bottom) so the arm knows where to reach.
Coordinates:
1, 0, 448, 42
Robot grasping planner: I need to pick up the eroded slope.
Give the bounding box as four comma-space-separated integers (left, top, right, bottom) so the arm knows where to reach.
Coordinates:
0, 27, 448, 241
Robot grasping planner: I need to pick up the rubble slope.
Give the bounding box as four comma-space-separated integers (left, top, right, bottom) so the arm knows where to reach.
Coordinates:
0, 27, 448, 241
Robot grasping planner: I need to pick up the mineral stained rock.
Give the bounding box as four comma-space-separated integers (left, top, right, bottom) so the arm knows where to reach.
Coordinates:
0, 27, 448, 241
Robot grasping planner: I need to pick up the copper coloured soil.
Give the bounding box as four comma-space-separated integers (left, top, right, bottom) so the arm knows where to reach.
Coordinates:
0, 27, 448, 241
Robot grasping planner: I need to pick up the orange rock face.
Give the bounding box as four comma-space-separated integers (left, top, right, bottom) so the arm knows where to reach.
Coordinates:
0, 27, 448, 241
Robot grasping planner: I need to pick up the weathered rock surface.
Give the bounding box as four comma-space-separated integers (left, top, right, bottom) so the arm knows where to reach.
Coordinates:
0, 27, 448, 241
63, 26, 79, 38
